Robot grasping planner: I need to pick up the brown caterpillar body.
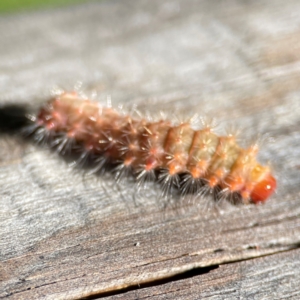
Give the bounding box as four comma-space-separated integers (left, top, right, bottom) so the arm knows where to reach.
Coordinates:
33, 92, 276, 204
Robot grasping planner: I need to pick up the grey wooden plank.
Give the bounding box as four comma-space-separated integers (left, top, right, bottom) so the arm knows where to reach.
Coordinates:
0, 0, 300, 299
104, 248, 300, 300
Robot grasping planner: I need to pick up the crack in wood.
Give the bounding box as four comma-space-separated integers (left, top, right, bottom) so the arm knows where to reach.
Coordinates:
76, 265, 219, 300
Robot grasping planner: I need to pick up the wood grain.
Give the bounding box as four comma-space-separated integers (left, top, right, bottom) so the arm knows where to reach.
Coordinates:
1, 0, 300, 299
104, 249, 300, 300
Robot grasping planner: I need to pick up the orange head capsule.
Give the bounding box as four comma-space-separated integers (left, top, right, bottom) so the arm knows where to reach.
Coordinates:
250, 173, 277, 203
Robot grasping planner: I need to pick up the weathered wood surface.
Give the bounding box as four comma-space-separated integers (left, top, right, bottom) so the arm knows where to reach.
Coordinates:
1, 0, 300, 299
105, 249, 300, 300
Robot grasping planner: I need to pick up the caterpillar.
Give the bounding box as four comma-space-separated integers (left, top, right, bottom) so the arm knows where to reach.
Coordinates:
24, 91, 276, 205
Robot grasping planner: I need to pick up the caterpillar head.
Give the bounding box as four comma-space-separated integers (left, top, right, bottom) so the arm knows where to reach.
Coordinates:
250, 173, 277, 203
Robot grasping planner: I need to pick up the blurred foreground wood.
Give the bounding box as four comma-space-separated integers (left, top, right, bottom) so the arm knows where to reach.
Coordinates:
1, 0, 300, 299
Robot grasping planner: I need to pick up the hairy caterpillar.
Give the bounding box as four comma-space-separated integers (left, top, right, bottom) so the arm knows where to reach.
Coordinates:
24, 91, 276, 205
